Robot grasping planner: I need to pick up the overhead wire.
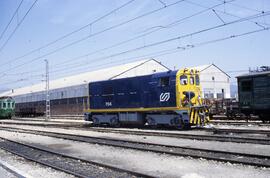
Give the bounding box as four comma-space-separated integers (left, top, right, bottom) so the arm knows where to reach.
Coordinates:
216, 0, 263, 13
0, 0, 38, 53
186, 0, 270, 28
0, 0, 24, 42
1, 1, 270, 87
46, 10, 270, 73
49, 25, 270, 79
0, 0, 136, 67
1, 0, 240, 76
0, 0, 185, 73
50, 0, 236, 69
2, 7, 269, 81
2, 26, 269, 87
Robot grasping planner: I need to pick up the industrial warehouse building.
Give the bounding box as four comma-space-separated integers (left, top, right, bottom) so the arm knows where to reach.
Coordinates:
0, 60, 230, 115
0, 59, 169, 115
193, 64, 231, 99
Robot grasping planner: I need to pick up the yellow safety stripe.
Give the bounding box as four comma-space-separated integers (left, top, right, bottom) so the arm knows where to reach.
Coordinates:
197, 109, 201, 125
193, 110, 198, 124
189, 107, 210, 125
190, 108, 194, 123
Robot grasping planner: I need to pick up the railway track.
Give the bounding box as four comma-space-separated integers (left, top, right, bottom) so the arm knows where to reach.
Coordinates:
0, 127, 270, 168
211, 120, 270, 126
0, 160, 27, 178
0, 137, 152, 178
206, 128, 270, 136
0, 121, 270, 145
86, 127, 270, 145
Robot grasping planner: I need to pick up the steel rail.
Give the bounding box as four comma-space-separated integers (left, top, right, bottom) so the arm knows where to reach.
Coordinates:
1, 127, 270, 168
86, 127, 270, 145
211, 120, 270, 126
0, 137, 153, 178
0, 160, 27, 178
205, 128, 270, 136
0, 122, 269, 145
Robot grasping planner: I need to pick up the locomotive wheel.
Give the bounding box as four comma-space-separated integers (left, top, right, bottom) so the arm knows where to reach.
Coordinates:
110, 118, 120, 127
259, 114, 268, 123
175, 118, 184, 130
92, 118, 99, 126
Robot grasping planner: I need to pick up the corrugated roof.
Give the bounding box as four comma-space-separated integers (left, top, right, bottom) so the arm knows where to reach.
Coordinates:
0, 59, 169, 97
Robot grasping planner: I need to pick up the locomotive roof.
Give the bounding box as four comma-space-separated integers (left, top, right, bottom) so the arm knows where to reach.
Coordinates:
237, 70, 270, 78
0, 59, 169, 97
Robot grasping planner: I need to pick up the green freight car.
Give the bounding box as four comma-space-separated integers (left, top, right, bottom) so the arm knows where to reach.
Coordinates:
237, 68, 270, 122
0, 96, 15, 119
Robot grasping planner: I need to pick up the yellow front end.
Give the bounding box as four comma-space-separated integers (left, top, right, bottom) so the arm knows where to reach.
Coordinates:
176, 68, 210, 125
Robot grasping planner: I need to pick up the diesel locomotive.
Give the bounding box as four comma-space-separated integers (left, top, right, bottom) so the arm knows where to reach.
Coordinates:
84, 68, 210, 128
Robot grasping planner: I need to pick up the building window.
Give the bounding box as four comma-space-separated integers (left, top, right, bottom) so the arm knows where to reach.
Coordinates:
212, 76, 215, 81
204, 92, 214, 99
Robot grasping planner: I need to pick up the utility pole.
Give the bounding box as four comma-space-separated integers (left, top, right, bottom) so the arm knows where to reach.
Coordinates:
45, 59, 50, 120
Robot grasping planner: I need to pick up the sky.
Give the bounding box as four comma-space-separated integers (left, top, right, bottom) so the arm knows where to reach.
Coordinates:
0, 0, 269, 91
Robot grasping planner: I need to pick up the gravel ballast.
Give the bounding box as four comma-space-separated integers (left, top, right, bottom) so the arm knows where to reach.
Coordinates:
0, 130, 269, 178
1, 124, 269, 156
0, 148, 75, 178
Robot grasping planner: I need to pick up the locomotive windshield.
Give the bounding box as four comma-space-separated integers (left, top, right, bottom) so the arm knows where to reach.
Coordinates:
190, 77, 194, 85
195, 75, 200, 86
180, 75, 188, 85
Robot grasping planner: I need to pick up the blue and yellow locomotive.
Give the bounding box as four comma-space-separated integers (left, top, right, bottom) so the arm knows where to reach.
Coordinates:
84, 68, 209, 129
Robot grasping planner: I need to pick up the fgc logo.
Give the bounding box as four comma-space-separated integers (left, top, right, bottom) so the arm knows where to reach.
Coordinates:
160, 92, 170, 102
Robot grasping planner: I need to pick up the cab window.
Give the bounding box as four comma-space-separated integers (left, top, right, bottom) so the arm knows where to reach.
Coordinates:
190, 77, 194, 85
180, 75, 188, 85
195, 75, 200, 85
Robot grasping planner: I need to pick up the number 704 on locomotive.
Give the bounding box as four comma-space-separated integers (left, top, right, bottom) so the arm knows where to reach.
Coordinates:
84, 68, 210, 129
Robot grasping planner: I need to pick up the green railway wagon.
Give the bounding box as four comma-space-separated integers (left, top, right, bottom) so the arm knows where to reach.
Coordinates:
237, 69, 270, 122
0, 96, 15, 119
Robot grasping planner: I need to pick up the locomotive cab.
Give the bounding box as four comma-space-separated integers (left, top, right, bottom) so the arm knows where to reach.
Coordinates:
176, 69, 209, 126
